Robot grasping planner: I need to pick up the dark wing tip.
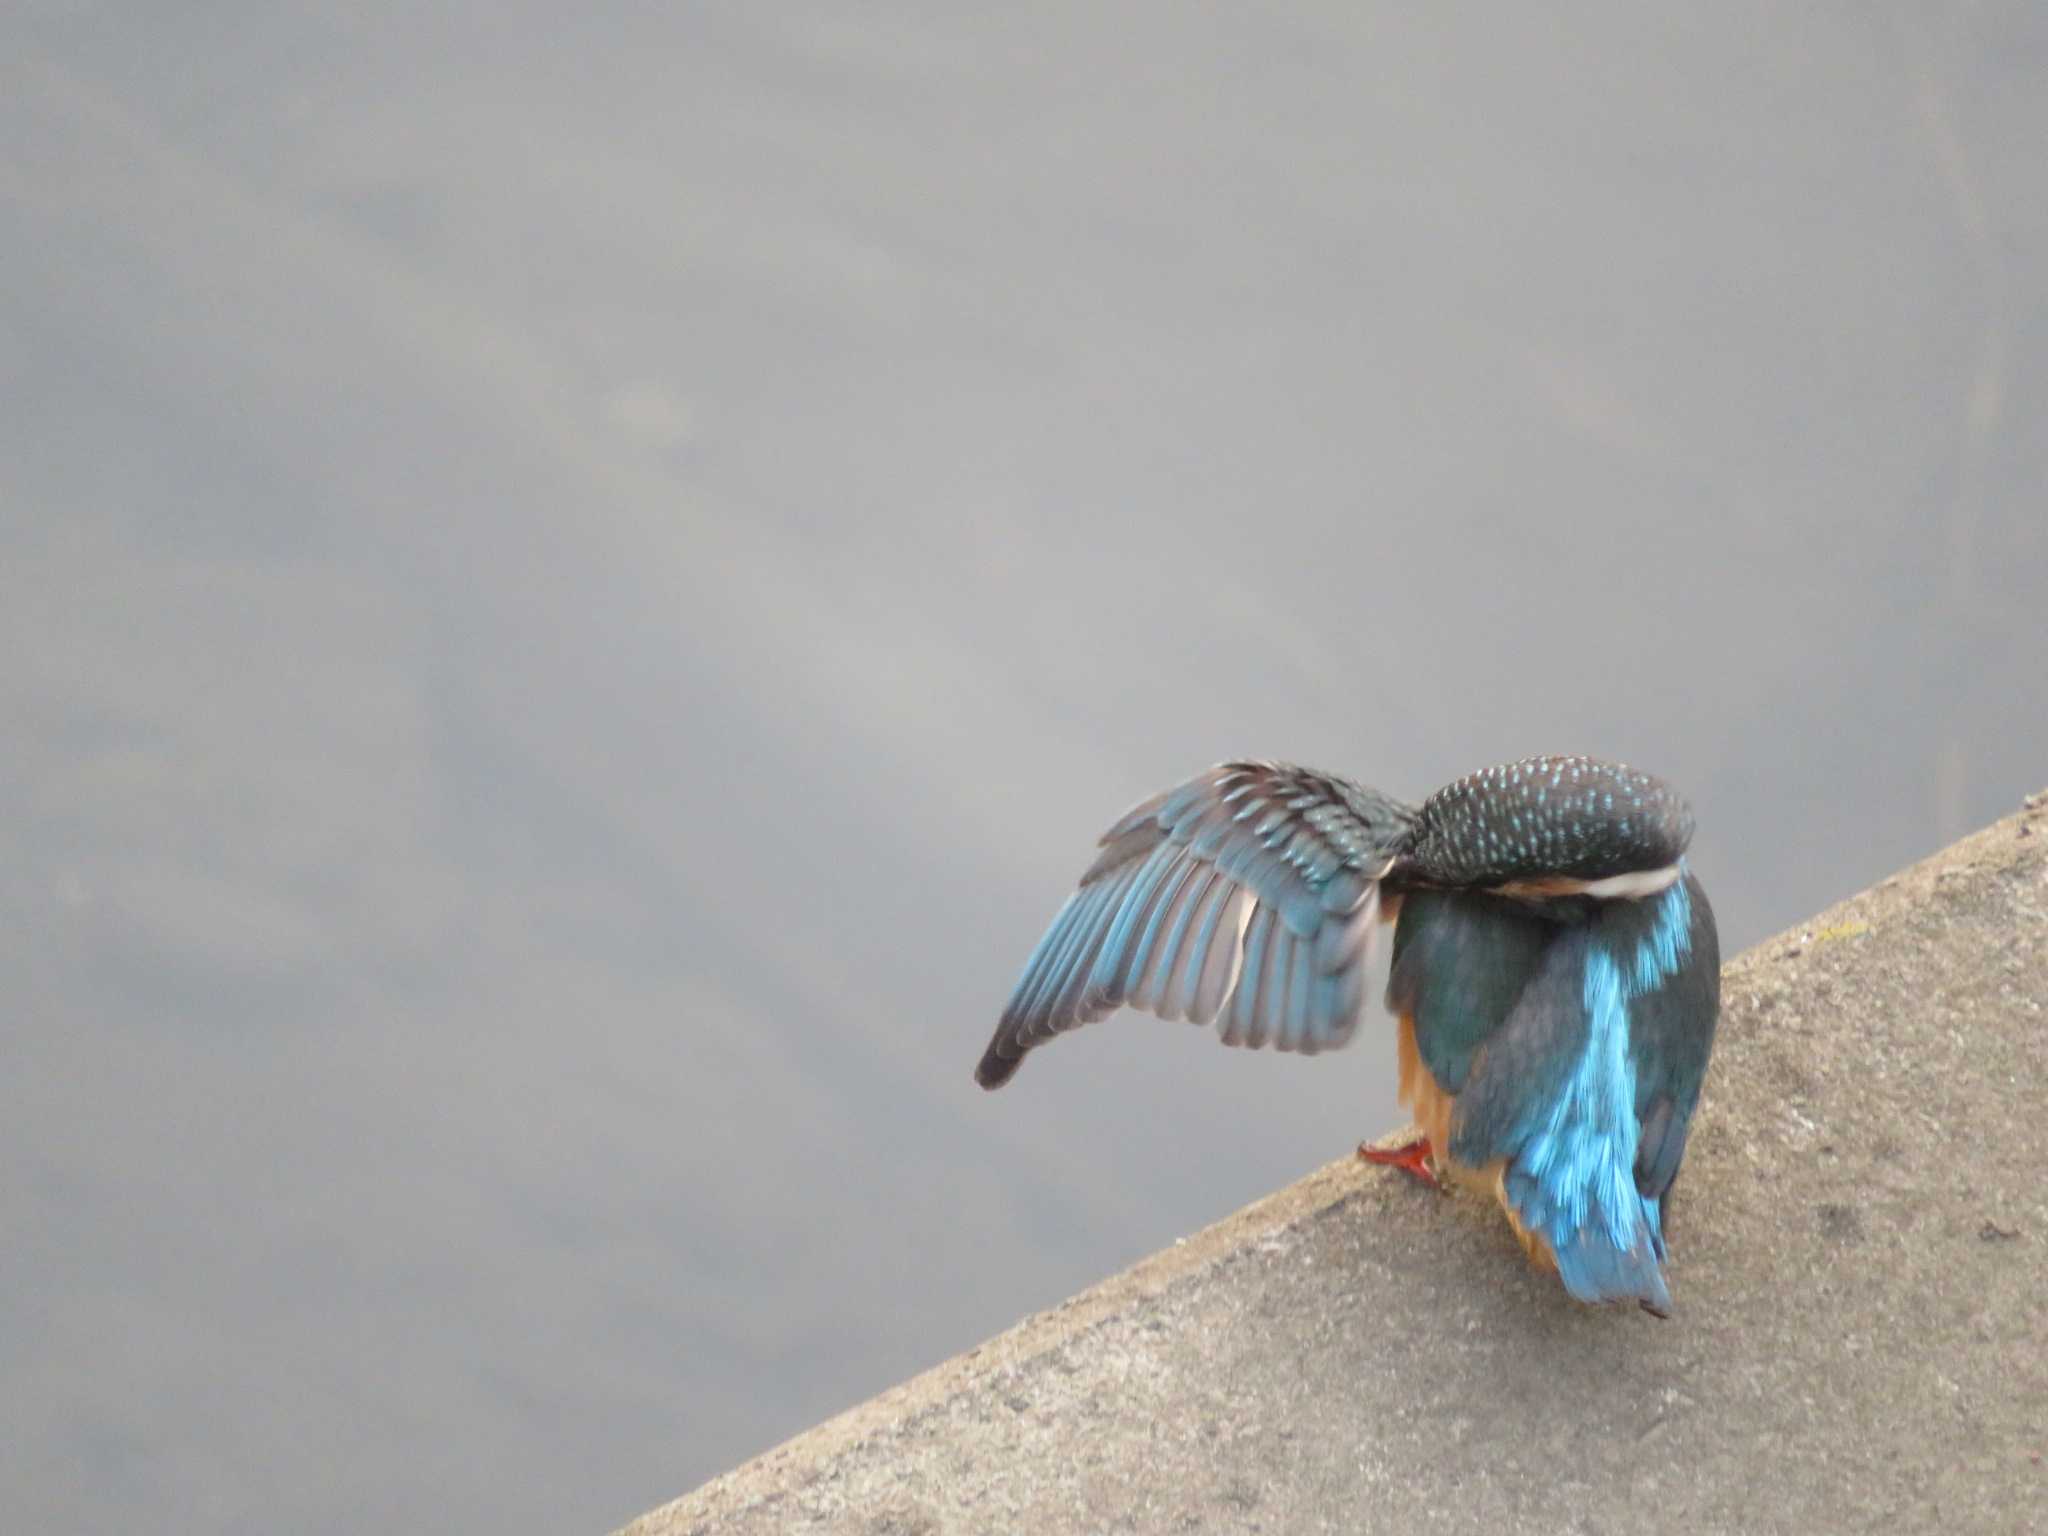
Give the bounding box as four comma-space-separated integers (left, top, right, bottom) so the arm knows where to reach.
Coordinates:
974, 1043, 1023, 1089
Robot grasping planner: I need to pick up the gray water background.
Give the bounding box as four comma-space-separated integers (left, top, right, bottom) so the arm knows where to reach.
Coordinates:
6, 4, 2046, 1531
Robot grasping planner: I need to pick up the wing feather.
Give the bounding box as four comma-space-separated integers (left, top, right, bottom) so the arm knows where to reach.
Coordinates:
1089, 841, 1182, 1004
1129, 863, 1208, 1014
976, 762, 1417, 1088
1261, 929, 1298, 1049
1626, 872, 1721, 1205
1191, 887, 1255, 1025
1221, 902, 1278, 1049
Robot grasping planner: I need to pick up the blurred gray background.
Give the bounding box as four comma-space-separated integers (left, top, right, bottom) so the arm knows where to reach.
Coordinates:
5, 3, 2045, 1532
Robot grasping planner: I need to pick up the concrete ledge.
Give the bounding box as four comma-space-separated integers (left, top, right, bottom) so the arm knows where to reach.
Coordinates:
624, 795, 2048, 1535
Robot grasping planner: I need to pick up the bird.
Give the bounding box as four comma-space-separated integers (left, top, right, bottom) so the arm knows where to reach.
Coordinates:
974, 755, 1721, 1317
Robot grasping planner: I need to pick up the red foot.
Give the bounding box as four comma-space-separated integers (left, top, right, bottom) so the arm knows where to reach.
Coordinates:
1358, 1134, 1439, 1189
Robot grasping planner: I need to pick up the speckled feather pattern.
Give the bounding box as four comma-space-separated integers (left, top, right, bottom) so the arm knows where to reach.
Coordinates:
1408, 756, 1694, 887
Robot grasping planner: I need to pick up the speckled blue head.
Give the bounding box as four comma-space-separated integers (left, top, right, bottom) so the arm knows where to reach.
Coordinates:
1406, 756, 1694, 888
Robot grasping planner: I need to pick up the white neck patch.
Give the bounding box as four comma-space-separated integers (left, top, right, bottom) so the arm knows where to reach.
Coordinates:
1489, 862, 1683, 901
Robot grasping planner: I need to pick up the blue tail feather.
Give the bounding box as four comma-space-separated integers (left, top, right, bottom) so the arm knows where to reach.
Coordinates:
1548, 1202, 1672, 1316
1494, 876, 1695, 1312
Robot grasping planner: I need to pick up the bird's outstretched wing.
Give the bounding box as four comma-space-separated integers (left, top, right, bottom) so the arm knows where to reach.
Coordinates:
976, 763, 1417, 1089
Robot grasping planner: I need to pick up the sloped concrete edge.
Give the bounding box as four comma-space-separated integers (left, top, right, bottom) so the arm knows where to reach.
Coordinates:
624, 1150, 1377, 1535
620, 789, 2048, 1536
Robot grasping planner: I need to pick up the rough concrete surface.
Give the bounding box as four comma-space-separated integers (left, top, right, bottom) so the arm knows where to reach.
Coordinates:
625, 796, 2048, 1535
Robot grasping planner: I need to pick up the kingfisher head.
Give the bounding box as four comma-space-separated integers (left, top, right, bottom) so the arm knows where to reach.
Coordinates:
1401, 756, 1694, 893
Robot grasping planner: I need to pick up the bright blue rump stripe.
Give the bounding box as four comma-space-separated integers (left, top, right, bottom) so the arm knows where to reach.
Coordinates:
1506, 871, 1693, 1306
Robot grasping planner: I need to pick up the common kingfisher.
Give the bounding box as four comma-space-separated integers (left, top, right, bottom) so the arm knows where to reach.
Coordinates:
975, 756, 1721, 1316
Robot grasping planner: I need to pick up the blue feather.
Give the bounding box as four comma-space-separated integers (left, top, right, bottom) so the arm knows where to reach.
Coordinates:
1010, 888, 1093, 1025
1088, 843, 1177, 998
1047, 858, 1147, 1025
1174, 876, 1237, 1020
1028, 874, 1121, 1027
1145, 868, 1216, 1015
1284, 932, 1316, 1049
1129, 863, 1207, 1011
1223, 903, 1275, 1047
1262, 930, 1297, 1047
1114, 855, 1200, 1000
1500, 874, 1696, 1307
